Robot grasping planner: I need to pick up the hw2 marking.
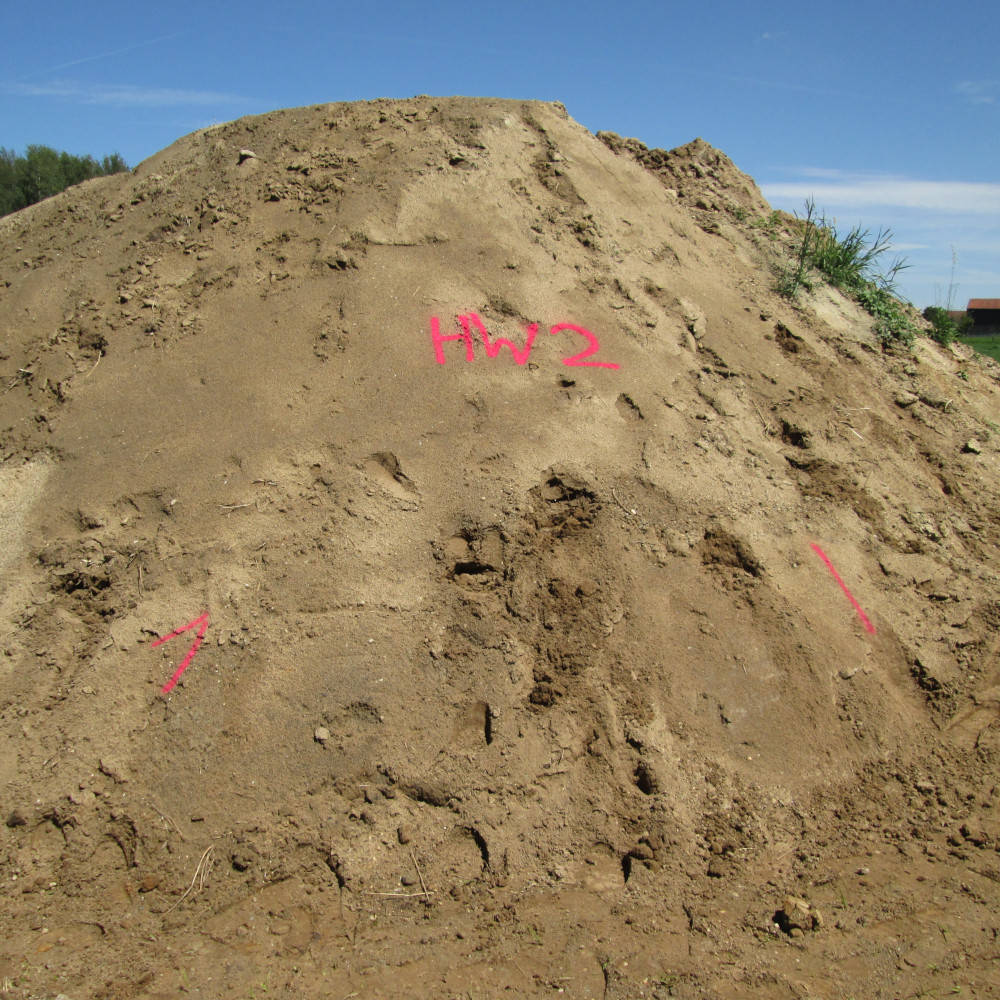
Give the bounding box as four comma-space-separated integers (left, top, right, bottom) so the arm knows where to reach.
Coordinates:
430, 312, 620, 370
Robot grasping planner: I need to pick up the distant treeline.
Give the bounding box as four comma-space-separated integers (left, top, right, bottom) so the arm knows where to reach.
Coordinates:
0, 145, 129, 217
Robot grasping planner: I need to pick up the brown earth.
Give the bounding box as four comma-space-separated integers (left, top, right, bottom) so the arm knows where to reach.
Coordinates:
1, 96, 999, 1000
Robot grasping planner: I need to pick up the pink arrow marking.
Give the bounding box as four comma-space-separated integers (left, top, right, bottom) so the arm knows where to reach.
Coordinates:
810, 544, 876, 635
152, 612, 210, 693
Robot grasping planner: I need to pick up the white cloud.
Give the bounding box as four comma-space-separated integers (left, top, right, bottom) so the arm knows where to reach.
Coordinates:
7, 80, 251, 108
789, 167, 851, 180
955, 80, 997, 105
762, 177, 1000, 215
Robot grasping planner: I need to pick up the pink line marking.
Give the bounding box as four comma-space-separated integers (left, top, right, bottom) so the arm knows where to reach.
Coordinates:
810, 544, 876, 634
152, 612, 210, 693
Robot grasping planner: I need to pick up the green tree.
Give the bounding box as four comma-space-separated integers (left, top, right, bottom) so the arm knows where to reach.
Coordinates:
0, 148, 18, 216
102, 152, 128, 174
0, 144, 128, 217
19, 144, 64, 206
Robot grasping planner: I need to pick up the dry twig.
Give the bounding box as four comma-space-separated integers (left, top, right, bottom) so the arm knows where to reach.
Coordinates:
752, 401, 774, 435
363, 890, 434, 898
410, 849, 430, 897
166, 844, 215, 912
147, 800, 185, 841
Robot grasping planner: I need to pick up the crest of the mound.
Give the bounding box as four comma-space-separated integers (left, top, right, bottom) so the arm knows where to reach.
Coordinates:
1, 97, 999, 912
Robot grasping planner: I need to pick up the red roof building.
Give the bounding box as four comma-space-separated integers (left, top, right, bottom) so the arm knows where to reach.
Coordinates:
967, 299, 1000, 334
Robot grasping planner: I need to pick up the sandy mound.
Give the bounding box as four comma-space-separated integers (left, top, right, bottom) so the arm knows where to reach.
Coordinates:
1, 97, 999, 999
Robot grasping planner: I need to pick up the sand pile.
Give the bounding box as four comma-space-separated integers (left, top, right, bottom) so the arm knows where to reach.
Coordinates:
1, 97, 999, 999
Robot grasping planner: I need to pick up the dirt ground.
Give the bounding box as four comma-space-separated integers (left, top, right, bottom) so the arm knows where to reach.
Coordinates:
1, 97, 999, 1000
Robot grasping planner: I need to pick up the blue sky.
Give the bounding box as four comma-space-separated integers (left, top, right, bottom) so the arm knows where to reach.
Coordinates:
3, 0, 997, 309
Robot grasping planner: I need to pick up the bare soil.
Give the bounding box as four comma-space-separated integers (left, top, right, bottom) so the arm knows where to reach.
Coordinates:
1, 97, 999, 1000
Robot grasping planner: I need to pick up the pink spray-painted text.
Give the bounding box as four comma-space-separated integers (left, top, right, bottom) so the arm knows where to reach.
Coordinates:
153, 612, 210, 694
431, 312, 619, 370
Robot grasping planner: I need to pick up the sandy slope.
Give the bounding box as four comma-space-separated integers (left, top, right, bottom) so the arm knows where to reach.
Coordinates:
1, 97, 999, 999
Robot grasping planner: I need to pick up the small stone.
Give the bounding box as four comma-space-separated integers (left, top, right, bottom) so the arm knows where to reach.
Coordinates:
238, 149, 257, 164
119, 291, 132, 303
230, 849, 253, 872
894, 392, 919, 408
397, 824, 413, 845
99, 758, 128, 783
706, 858, 727, 878
839, 666, 859, 680
138, 874, 161, 893
313, 726, 331, 745
962, 439, 982, 455
400, 874, 417, 887
6, 808, 27, 828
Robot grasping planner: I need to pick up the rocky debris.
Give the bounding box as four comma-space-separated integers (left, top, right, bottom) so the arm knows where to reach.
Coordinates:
597, 132, 770, 218
911, 649, 961, 695
98, 757, 128, 784
774, 896, 823, 937
956, 817, 1000, 849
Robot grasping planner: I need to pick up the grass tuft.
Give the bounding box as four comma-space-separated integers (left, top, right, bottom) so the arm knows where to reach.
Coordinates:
778, 199, 919, 347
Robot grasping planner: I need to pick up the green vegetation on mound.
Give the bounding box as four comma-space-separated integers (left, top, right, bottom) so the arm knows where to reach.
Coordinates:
923, 305, 973, 347
777, 198, 921, 348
